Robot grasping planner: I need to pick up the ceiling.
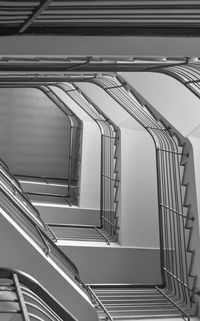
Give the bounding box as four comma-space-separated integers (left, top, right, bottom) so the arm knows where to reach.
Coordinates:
1, 0, 200, 36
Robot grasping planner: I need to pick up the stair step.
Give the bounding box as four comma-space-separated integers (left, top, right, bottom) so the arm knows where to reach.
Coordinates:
100, 303, 175, 308
96, 293, 163, 297
105, 309, 181, 316
100, 299, 169, 304
105, 307, 180, 313
91, 286, 191, 321
92, 288, 159, 293
98, 313, 182, 320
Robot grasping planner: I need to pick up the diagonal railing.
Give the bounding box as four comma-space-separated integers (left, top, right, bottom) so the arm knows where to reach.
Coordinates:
0, 157, 84, 285
0, 267, 77, 321
89, 74, 199, 319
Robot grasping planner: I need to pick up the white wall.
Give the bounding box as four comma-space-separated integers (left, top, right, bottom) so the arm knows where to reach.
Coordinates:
120, 126, 159, 247
50, 86, 101, 210
60, 245, 162, 285
121, 72, 200, 137
77, 82, 159, 248
121, 72, 200, 312
0, 211, 98, 321
1, 36, 200, 56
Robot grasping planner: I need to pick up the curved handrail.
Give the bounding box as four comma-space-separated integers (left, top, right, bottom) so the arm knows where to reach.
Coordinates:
0, 267, 78, 321
38, 85, 82, 204
89, 74, 194, 317
51, 82, 119, 241
154, 62, 200, 101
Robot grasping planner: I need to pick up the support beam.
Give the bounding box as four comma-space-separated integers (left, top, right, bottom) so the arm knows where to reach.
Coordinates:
19, 0, 53, 34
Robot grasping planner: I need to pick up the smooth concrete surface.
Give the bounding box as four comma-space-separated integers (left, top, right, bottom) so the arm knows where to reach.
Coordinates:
50, 85, 101, 210
0, 209, 98, 321
60, 245, 162, 285
120, 126, 159, 248
121, 72, 200, 137
1, 36, 200, 56
76, 82, 131, 127
36, 205, 100, 226
76, 81, 159, 248
119, 72, 200, 314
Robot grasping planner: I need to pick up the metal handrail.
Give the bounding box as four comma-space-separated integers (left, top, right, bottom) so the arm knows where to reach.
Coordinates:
26, 192, 72, 206
15, 174, 77, 184
0, 268, 78, 321
0, 186, 79, 279
14, 174, 78, 206
90, 74, 196, 318
37, 85, 82, 204
0, 162, 81, 281
156, 62, 200, 102
86, 285, 113, 321
52, 82, 120, 242
47, 223, 111, 244
0, 171, 44, 229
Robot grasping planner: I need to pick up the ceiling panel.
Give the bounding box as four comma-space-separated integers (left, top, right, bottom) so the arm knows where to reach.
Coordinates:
0, 1, 200, 36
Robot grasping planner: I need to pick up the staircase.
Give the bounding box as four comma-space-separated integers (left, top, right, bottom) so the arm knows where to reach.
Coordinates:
0, 74, 199, 320
88, 74, 200, 319
43, 83, 121, 244
88, 285, 190, 320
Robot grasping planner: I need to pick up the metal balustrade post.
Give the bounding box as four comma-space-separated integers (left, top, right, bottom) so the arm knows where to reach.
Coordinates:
13, 273, 30, 321
68, 125, 73, 198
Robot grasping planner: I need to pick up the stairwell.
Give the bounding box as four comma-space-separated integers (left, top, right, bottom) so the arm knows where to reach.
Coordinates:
0, 73, 199, 321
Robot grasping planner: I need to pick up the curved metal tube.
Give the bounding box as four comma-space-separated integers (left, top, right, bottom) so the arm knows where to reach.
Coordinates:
89, 74, 193, 315
0, 267, 78, 321
51, 82, 120, 242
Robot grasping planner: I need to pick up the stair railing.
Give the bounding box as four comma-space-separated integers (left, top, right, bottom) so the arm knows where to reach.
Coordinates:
49, 82, 120, 243
11, 85, 80, 206
0, 267, 78, 321
39, 85, 82, 205
154, 61, 200, 101
90, 74, 198, 318
0, 158, 87, 289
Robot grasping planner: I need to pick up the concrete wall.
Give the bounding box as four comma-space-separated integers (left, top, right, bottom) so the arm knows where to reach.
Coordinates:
120, 126, 159, 248
77, 82, 159, 248
121, 72, 200, 137
50, 86, 101, 210
120, 72, 200, 313
0, 209, 98, 321
1, 36, 200, 56
60, 245, 162, 285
